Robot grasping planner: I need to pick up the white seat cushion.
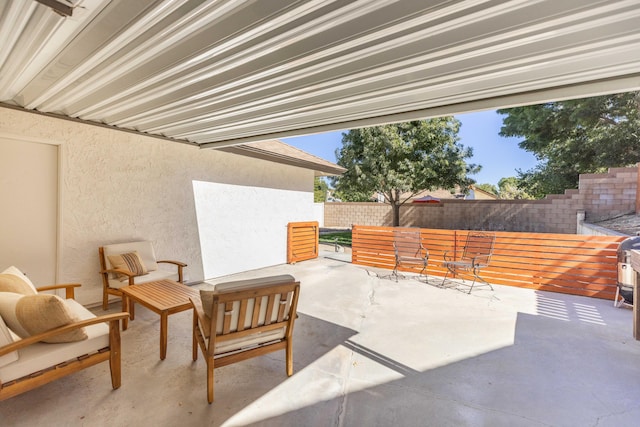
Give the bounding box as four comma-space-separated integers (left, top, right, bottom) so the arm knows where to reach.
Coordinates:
214, 329, 286, 356
102, 241, 159, 271
0, 300, 109, 383
0, 314, 18, 368
0, 266, 38, 295
106, 268, 180, 289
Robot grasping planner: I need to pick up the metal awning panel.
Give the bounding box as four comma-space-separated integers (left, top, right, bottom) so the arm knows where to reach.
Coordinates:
1, 0, 639, 147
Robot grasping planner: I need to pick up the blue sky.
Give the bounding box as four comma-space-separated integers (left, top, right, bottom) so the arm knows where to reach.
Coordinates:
283, 110, 539, 187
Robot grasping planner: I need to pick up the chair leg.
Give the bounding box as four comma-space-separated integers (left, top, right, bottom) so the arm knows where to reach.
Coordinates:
441, 267, 451, 287
419, 262, 428, 283
286, 340, 293, 377
468, 268, 493, 293
467, 277, 477, 294
614, 286, 621, 307
206, 356, 214, 404
103, 289, 109, 311
109, 319, 122, 390
192, 310, 198, 361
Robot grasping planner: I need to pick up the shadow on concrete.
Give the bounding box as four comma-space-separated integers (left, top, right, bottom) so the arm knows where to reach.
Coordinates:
254, 307, 640, 426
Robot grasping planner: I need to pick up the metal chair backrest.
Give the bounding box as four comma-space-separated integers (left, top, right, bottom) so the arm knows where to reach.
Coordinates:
461, 232, 495, 266
393, 228, 425, 259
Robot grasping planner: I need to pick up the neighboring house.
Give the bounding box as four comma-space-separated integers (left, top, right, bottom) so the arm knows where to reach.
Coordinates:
374, 185, 498, 203
411, 186, 499, 201
0, 112, 343, 306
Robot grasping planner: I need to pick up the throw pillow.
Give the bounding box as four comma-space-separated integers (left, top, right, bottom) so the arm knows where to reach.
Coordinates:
0, 292, 87, 343
0, 266, 38, 295
107, 251, 148, 281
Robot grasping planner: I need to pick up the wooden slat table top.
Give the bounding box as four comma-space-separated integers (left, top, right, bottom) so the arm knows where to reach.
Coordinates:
120, 279, 199, 313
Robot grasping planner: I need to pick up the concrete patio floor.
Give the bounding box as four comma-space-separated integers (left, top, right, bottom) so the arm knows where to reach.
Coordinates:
2, 253, 640, 426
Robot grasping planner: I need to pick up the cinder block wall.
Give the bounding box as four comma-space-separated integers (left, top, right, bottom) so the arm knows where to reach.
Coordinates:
324, 166, 638, 233
323, 202, 393, 227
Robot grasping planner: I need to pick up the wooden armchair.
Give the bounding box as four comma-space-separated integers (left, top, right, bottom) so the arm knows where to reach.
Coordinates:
0, 268, 128, 401
99, 241, 187, 310
190, 275, 300, 403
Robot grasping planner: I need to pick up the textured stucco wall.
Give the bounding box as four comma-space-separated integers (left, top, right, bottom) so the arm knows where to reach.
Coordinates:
0, 107, 314, 305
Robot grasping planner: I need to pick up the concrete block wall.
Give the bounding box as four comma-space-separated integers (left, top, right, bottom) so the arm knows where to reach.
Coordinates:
577, 167, 637, 221
325, 166, 638, 233
323, 202, 393, 227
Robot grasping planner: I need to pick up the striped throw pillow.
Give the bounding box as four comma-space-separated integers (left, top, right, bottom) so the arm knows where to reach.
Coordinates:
107, 251, 148, 281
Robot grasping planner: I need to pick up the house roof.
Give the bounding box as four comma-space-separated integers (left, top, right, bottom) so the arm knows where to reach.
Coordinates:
1, 1, 639, 148
220, 140, 346, 177
410, 186, 499, 201
470, 186, 500, 200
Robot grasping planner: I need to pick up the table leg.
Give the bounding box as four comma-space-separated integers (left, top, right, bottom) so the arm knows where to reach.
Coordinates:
160, 312, 168, 360
122, 295, 129, 330
130, 300, 135, 320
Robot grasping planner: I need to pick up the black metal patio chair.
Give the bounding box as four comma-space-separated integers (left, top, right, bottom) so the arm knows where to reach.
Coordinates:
441, 232, 495, 293
392, 228, 428, 282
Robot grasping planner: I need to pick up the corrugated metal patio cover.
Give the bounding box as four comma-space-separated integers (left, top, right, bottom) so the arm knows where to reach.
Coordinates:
1, 0, 639, 147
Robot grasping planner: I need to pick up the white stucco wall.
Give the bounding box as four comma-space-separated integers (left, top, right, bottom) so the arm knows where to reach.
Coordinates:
0, 108, 315, 305
194, 182, 313, 278
313, 203, 325, 227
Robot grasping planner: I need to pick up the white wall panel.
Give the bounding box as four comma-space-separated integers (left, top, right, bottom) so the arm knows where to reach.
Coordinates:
193, 182, 313, 279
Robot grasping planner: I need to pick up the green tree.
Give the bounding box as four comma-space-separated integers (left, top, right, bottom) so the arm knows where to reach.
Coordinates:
332, 119, 479, 226
497, 177, 533, 199
498, 92, 640, 198
314, 177, 329, 202
475, 183, 498, 195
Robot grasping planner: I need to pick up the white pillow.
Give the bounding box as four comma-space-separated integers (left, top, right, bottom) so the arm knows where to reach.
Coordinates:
0, 266, 38, 295
0, 292, 87, 343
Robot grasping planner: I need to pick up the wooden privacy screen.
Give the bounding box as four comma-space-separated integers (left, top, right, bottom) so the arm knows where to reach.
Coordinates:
287, 221, 319, 264
352, 225, 626, 300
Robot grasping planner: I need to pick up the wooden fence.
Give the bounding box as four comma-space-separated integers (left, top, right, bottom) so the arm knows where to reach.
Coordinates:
287, 221, 319, 264
352, 225, 626, 300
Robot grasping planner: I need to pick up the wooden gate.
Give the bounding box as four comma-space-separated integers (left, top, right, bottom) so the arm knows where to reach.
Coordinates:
287, 221, 319, 264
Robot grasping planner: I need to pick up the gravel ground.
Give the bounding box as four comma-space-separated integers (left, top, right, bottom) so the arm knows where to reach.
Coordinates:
592, 213, 640, 236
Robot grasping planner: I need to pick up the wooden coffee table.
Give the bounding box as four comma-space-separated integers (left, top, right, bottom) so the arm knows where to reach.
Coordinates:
120, 279, 199, 360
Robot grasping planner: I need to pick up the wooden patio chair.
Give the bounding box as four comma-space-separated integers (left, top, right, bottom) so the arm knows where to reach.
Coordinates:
190, 275, 300, 403
392, 228, 428, 282
441, 232, 495, 293
99, 241, 187, 310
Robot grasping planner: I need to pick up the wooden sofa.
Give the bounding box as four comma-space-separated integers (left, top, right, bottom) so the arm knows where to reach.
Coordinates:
99, 241, 187, 310
191, 275, 300, 403
0, 267, 128, 401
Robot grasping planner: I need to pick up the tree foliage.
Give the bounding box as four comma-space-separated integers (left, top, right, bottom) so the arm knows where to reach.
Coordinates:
498, 92, 640, 198
497, 177, 533, 199
314, 177, 328, 202
332, 119, 479, 226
